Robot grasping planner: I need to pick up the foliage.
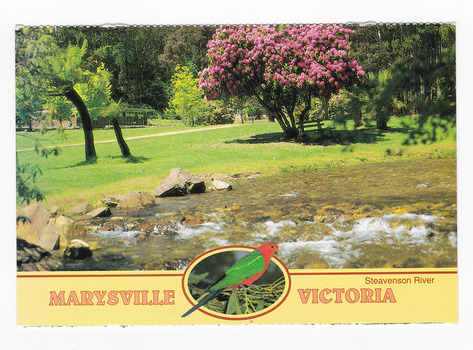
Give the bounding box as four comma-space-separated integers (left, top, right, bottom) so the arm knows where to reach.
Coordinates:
204, 99, 235, 125
199, 25, 365, 137
15, 80, 46, 130
55, 26, 217, 112
42, 95, 73, 125
188, 274, 285, 315
348, 24, 456, 139
168, 65, 209, 126
16, 133, 61, 205
100, 99, 126, 119
159, 26, 217, 76
15, 27, 55, 129
74, 63, 114, 119
16, 161, 44, 205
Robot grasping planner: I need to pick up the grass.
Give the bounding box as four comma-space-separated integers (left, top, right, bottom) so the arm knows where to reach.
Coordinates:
16, 117, 456, 210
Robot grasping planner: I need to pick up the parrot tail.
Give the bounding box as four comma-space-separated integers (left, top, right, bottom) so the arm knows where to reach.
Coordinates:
181, 288, 225, 317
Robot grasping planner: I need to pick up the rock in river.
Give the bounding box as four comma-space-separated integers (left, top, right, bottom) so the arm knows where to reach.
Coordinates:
155, 168, 205, 197
17, 238, 65, 271
68, 203, 94, 216
17, 202, 71, 251
64, 239, 93, 260
210, 179, 232, 191
86, 207, 112, 218
101, 195, 120, 207
117, 191, 156, 209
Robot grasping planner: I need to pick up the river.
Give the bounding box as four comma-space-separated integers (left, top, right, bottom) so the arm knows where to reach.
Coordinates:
59, 158, 457, 271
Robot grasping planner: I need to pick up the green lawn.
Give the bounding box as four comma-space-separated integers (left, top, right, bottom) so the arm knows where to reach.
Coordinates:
16, 117, 456, 209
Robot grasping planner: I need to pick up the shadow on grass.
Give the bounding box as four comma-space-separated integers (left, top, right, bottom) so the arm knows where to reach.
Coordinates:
56, 155, 149, 169
124, 155, 149, 164
309, 128, 386, 145
225, 132, 290, 144
226, 127, 387, 145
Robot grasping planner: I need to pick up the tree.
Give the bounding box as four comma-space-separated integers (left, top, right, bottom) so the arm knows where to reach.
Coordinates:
169, 65, 209, 126
347, 24, 456, 136
199, 25, 365, 137
15, 27, 51, 130
42, 37, 132, 160
159, 26, 217, 76
45, 40, 101, 161
100, 100, 131, 157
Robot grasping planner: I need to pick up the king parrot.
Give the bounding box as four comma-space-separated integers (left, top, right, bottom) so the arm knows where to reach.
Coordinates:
182, 242, 279, 317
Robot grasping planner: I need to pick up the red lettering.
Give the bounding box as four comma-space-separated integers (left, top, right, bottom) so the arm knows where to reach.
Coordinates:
107, 290, 119, 305
320, 288, 332, 304
345, 288, 360, 303
81, 291, 94, 305
94, 291, 107, 306
164, 290, 175, 305
153, 290, 163, 305
141, 290, 153, 305
375, 288, 382, 303
332, 288, 345, 303
119, 290, 133, 305
66, 291, 80, 306
49, 291, 66, 306
382, 288, 397, 303
133, 290, 141, 305
312, 289, 319, 303
361, 288, 374, 303
297, 289, 311, 304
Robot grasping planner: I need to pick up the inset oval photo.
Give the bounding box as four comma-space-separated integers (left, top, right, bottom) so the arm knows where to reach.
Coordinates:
182, 244, 290, 320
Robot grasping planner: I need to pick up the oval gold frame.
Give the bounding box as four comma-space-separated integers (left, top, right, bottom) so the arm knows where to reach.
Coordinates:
182, 245, 291, 320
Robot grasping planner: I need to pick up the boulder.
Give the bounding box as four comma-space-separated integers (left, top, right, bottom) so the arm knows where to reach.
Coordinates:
55, 215, 76, 237
155, 168, 206, 197
87, 207, 112, 218
16, 202, 50, 239
180, 215, 206, 227
50, 205, 62, 217
16, 220, 40, 245
188, 175, 206, 194
118, 191, 156, 210
101, 195, 119, 207
118, 192, 141, 209
139, 191, 156, 207
210, 179, 232, 191
68, 203, 94, 216
155, 181, 186, 197
64, 239, 93, 260
17, 238, 65, 271
38, 219, 62, 250
17, 203, 75, 251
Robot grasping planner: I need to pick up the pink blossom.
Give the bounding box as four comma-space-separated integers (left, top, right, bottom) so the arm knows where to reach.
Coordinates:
198, 24, 365, 100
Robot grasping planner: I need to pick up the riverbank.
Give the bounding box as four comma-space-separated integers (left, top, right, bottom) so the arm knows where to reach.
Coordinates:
22, 158, 456, 271
16, 116, 456, 210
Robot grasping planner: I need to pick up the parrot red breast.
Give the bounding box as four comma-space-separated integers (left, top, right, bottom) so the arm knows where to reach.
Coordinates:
182, 242, 279, 317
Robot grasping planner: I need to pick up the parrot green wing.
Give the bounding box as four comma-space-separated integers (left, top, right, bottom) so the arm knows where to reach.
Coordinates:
209, 250, 265, 291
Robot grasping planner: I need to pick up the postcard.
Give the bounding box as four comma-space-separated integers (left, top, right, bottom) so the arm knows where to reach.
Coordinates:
15, 23, 457, 326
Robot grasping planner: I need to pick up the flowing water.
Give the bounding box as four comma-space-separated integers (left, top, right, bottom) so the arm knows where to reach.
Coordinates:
62, 158, 457, 271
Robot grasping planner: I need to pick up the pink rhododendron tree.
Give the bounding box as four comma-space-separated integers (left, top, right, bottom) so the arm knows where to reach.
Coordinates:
199, 25, 365, 137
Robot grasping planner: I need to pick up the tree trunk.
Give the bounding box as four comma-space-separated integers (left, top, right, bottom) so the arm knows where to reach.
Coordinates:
63, 87, 97, 161
112, 118, 131, 158
377, 116, 388, 131
272, 110, 297, 138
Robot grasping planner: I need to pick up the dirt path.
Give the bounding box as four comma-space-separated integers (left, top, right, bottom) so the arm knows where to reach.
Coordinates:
17, 123, 247, 152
